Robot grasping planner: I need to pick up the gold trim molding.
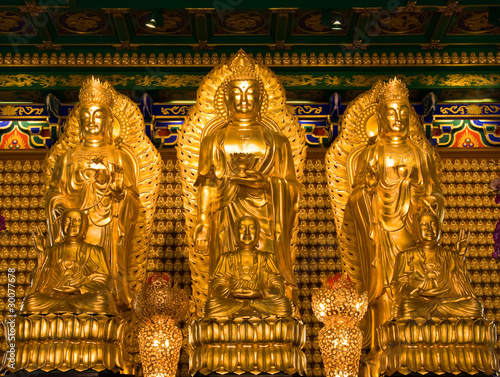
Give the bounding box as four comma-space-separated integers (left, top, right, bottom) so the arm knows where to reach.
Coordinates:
0, 73, 498, 89
0, 50, 498, 67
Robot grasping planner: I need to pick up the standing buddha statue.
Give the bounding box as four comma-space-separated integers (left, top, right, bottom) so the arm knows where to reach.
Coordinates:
179, 49, 306, 376
346, 78, 444, 350
193, 55, 300, 298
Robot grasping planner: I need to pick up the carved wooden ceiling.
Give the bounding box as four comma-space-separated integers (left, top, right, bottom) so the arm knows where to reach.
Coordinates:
0, 1, 498, 53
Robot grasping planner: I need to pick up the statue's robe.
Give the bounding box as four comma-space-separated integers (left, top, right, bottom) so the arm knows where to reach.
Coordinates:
196, 125, 300, 289
347, 138, 444, 303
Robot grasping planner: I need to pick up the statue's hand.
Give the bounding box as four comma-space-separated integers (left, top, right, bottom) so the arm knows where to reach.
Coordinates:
233, 288, 261, 299
194, 221, 209, 254
230, 170, 269, 189
456, 228, 470, 256
364, 160, 379, 191
109, 164, 124, 196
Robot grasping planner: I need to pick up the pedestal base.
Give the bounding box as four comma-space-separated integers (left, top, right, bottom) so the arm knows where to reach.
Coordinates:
377, 318, 499, 375
4, 313, 123, 373
189, 316, 307, 375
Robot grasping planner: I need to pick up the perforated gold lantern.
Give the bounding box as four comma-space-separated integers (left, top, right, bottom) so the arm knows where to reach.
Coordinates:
133, 273, 189, 377
312, 274, 368, 377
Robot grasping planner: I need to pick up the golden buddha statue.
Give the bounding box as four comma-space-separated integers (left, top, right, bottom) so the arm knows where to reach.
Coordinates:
193, 57, 300, 298
46, 77, 140, 308
23, 209, 116, 314
179, 50, 306, 375
327, 78, 444, 353
10, 77, 161, 374
392, 211, 482, 319
205, 216, 293, 318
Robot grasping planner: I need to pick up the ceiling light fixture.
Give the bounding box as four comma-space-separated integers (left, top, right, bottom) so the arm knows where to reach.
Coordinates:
331, 13, 344, 31
146, 10, 162, 29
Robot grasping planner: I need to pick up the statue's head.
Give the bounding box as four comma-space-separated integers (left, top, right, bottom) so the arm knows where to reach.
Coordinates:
375, 78, 410, 140
235, 216, 260, 250
78, 76, 114, 142
61, 208, 87, 240
415, 211, 440, 244
222, 52, 267, 123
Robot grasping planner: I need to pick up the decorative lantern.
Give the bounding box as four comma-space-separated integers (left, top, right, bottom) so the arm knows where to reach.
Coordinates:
133, 273, 189, 377
312, 274, 368, 377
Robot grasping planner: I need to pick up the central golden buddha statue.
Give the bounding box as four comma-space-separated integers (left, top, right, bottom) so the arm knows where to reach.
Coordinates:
193, 58, 300, 295
179, 50, 306, 375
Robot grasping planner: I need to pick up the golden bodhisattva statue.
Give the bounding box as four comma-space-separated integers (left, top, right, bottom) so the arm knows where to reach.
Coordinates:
378, 210, 498, 375
179, 50, 306, 375
205, 216, 293, 318
23, 208, 116, 314
9, 77, 161, 374
46, 78, 140, 308
327, 78, 498, 376
328, 78, 444, 357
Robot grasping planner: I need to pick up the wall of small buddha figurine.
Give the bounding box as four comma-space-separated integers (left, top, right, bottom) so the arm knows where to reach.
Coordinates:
0, 154, 498, 376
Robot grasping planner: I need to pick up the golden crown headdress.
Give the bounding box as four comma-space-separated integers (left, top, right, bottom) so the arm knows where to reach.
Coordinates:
226, 49, 259, 82
375, 77, 409, 105
79, 76, 114, 109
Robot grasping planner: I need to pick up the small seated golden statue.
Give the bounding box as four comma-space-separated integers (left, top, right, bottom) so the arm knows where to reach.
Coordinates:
392, 211, 482, 319
23, 209, 116, 314
377, 210, 498, 375
205, 216, 293, 318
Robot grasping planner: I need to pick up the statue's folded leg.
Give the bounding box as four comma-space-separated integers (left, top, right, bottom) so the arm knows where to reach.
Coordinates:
250, 295, 293, 317
22, 293, 72, 314
66, 292, 117, 314
204, 297, 245, 318
398, 297, 436, 319
432, 297, 484, 319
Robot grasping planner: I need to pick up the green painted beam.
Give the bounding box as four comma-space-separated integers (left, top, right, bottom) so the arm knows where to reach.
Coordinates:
0, 68, 498, 90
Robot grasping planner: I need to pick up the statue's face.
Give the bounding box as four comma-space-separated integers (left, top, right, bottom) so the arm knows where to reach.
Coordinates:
80, 104, 111, 138
418, 214, 440, 242
226, 80, 260, 121
62, 210, 85, 239
237, 217, 259, 248
379, 101, 410, 138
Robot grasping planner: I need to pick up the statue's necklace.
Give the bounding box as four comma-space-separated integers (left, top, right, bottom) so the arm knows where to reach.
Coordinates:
75, 146, 109, 166
384, 142, 415, 164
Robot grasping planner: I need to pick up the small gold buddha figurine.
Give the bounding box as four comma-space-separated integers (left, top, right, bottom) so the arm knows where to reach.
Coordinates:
392, 211, 482, 319
204, 216, 293, 318
22, 209, 116, 314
